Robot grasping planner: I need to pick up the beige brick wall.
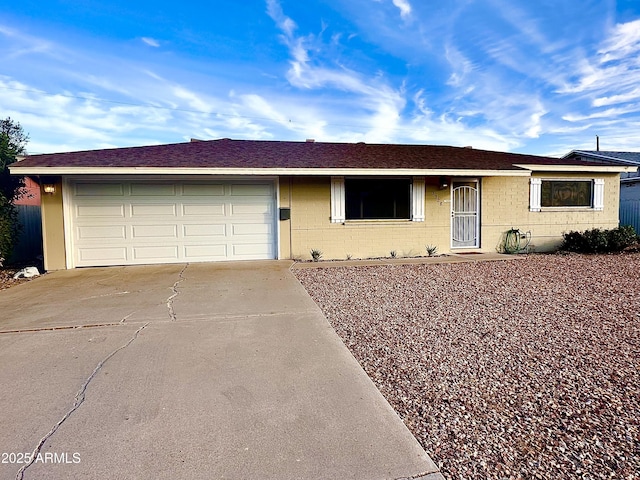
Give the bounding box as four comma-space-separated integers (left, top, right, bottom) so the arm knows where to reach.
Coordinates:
280, 173, 622, 260
482, 173, 620, 252
40, 174, 622, 268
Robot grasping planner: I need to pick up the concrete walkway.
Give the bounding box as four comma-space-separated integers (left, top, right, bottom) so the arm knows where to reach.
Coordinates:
0, 261, 443, 480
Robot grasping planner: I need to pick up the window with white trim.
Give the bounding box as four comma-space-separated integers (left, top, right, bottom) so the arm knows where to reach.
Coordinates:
331, 176, 425, 222
529, 178, 604, 211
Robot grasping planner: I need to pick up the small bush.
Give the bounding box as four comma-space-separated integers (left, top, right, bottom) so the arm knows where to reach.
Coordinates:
560, 225, 638, 253
0, 201, 20, 263
608, 225, 638, 251
310, 249, 323, 262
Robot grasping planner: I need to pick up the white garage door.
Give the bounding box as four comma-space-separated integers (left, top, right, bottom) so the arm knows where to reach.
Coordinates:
69, 180, 276, 267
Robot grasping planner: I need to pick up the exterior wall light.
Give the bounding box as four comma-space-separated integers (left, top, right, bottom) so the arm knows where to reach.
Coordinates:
439, 176, 449, 189
43, 184, 56, 194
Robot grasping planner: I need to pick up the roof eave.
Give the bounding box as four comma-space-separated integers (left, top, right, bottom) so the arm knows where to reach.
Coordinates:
513, 163, 635, 173
9, 166, 533, 177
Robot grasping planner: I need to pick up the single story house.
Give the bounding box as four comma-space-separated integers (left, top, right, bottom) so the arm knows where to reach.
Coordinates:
9, 139, 634, 270
563, 150, 640, 234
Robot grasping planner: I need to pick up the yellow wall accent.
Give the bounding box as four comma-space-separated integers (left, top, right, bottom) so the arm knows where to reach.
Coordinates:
280, 173, 622, 260
40, 178, 67, 270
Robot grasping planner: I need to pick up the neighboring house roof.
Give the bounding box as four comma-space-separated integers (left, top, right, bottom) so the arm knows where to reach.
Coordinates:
564, 150, 640, 181
10, 139, 634, 177
564, 150, 640, 165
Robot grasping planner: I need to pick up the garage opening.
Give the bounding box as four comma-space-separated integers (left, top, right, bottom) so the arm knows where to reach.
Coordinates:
68, 179, 276, 267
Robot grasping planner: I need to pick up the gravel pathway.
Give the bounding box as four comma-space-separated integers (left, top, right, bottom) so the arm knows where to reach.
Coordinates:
294, 253, 640, 480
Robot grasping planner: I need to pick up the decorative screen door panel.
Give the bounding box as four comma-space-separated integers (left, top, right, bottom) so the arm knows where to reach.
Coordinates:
451, 180, 479, 248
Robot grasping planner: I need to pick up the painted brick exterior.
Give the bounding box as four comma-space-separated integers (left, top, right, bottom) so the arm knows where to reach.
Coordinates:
280, 173, 621, 260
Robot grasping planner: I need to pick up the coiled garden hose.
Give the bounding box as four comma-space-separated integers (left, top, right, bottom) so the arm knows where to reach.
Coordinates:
503, 228, 531, 254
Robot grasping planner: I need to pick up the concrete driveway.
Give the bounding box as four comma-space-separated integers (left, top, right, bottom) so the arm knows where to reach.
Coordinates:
0, 261, 442, 480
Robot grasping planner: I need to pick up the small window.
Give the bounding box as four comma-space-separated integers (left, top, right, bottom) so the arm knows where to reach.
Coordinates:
345, 178, 410, 219
541, 180, 593, 207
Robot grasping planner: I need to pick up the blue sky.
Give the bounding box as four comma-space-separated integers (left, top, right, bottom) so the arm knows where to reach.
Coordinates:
2, 0, 640, 156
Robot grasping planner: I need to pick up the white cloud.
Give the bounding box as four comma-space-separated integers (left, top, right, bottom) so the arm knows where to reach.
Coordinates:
266, 0, 408, 142
266, 0, 297, 37
444, 44, 475, 87
141, 37, 160, 47
593, 88, 640, 107
392, 0, 412, 19
598, 19, 640, 63
172, 85, 216, 113
0, 24, 57, 60
562, 104, 640, 123
558, 19, 640, 96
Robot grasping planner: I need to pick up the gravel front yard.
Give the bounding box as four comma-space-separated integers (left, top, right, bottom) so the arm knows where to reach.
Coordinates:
294, 253, 640, 480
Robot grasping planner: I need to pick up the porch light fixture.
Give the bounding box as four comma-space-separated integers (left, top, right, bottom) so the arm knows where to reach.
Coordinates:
43, 184, 56, 194
438, 176, 449, 190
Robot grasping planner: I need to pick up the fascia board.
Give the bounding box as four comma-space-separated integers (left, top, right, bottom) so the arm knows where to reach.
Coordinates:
9, 166, 532, 177
513, 164, 636, 173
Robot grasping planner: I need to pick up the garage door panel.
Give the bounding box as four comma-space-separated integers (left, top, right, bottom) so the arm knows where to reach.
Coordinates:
71, 180, 275, 266
182, 184, 225, 196
184, 244, 227, 258
131, 204, 177, 216
232, 223, 272, 235
133, 246, 179, 260
233, 243, 274, 256
75, 183, 124, 196
77, 225, 126, 240
231, 184, 272, 196
77, 204, 125, 217
131, 184, 176, 196
78, 247, 128, 262
182, 204, 225, 216
183, 224, 226, 237
230, 203, 272, 215
132, 225, 178, 238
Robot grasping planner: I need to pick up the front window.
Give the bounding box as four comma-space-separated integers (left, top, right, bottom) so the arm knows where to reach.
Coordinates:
345, 178, 410, 219
541, 180, 593, 207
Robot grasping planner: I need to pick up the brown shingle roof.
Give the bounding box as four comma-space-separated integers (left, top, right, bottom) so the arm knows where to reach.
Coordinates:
13, 139, 619, 170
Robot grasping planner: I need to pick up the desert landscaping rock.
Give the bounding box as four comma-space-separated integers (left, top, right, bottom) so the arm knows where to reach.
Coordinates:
0, 269, 33, 290
294, 253, 640, 480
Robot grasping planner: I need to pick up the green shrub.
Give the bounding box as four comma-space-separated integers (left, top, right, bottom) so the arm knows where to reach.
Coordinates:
607, 225, 638, 251
560, 225, 638, 253
0, 199, 20, 263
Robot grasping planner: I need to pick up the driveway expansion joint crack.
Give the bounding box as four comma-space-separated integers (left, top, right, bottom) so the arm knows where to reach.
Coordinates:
167, 263, 188, 321
0, 323, 124, 335
14, 322, 150, 480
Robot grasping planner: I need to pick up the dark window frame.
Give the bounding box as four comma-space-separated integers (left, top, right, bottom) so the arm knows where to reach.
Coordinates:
345, 178, 411, 220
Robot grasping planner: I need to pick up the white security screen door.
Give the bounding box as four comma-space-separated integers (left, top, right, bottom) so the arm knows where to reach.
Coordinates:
451, 180, 479, 248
